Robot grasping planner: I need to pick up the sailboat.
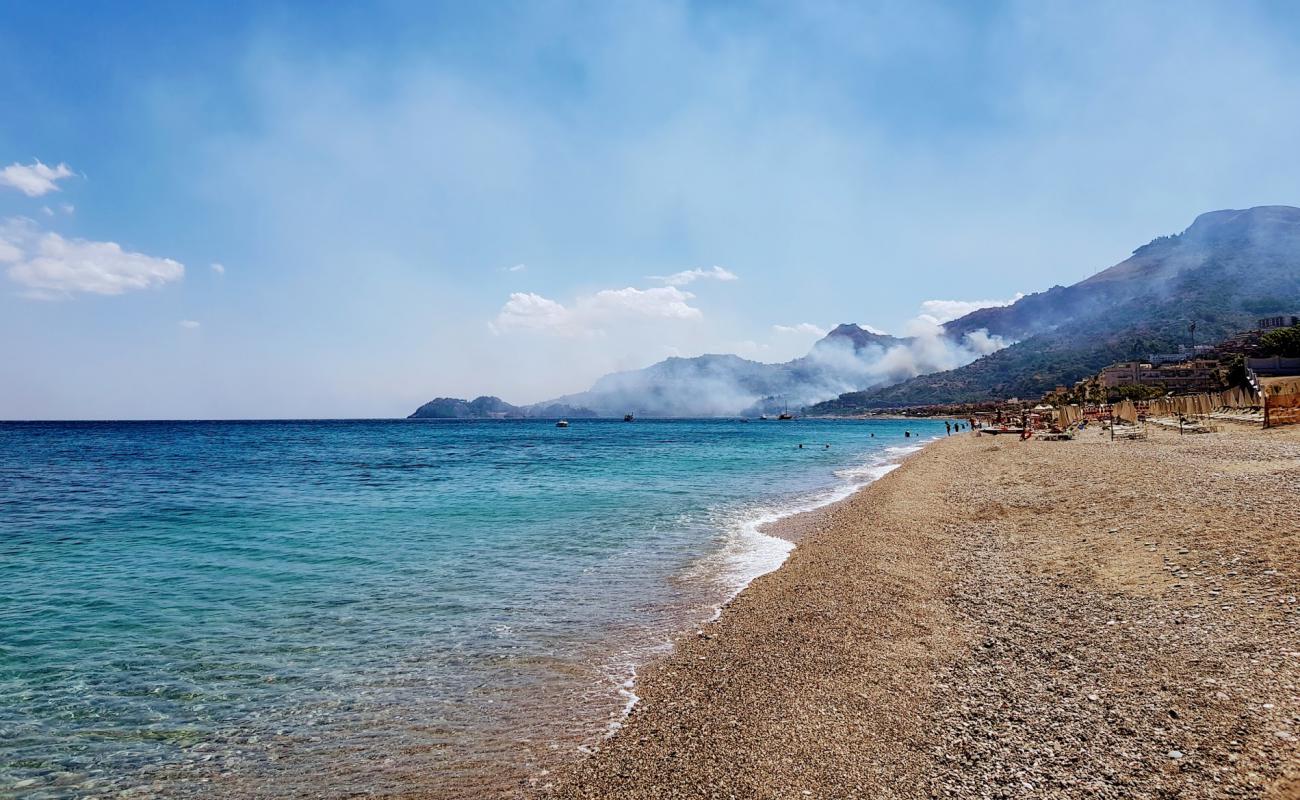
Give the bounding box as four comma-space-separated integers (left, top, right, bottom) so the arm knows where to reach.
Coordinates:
623, 413, 635, 422
778, 398, 794, 420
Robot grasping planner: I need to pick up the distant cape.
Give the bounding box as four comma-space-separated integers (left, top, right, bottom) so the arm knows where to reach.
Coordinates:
407, 396, 597, 420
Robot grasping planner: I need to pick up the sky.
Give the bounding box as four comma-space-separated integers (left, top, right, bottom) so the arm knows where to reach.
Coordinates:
3, 0, 1300, 419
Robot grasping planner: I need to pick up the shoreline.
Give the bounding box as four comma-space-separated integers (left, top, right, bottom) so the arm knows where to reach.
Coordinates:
600, 438, 937, 737
536, 423, 1300, 798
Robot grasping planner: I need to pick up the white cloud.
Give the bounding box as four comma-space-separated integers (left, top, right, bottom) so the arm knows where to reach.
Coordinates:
1, 218, 185, 297
651, 265, 738, 287
0, 160, 75, 197
492, 285, 702, 335
773, 322, 828, 337
505, 263, 527, 272
491, 291, 571, 333
210, 262, 226, 275
917, 293, 1026, 324
59, 203, 75, 215
861, 324, 888, 335
179, 320, 201, 329
0, 238, 22, 264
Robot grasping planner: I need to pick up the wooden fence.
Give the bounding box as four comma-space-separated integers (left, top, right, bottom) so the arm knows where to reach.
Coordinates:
1262, 377, 1300, 428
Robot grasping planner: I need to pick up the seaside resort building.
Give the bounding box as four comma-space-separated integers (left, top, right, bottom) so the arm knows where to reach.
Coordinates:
1099, 359, 1221, 394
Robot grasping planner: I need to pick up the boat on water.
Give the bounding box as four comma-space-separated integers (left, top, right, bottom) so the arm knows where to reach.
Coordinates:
555, 420, 569, 428
778, 412, 794, 420
758, 414, 771, 420
623, 413, 634, 422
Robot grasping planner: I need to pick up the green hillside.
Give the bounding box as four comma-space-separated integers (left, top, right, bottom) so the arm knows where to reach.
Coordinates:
810, 206, 1300, 412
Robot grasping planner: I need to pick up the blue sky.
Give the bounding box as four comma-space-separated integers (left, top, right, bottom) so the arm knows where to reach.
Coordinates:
4, 0, 1300, 418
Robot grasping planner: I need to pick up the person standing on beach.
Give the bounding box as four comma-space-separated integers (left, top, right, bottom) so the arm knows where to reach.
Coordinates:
945, 421, 952, 435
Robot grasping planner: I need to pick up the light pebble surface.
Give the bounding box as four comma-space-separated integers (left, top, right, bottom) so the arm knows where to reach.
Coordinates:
526, 423, 1300, 799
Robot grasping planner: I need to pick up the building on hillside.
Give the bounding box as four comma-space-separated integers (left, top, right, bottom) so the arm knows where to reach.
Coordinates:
1100, 359, 1221, 393
1258, 315, 1300, 330
1147, 345, 1214, 365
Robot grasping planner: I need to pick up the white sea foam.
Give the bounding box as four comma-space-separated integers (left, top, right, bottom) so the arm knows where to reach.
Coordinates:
605, 434, 942, 733
691, 435, 939, 609
605, 669, 640, 736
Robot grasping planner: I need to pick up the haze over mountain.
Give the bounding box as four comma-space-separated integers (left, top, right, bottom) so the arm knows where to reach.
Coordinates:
413, 206, 1300, 419
811, 205, 1300, 412
413, 321, 1011, 418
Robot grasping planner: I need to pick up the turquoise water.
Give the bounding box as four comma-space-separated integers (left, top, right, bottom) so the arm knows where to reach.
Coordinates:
0, 418, 946, 798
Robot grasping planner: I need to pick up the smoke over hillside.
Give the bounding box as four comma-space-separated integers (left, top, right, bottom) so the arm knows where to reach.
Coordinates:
531, 319, 1012, 417
812, 205, 1300, 412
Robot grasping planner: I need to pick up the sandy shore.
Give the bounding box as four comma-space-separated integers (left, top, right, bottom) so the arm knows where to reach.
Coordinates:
536, 423, 1300, 798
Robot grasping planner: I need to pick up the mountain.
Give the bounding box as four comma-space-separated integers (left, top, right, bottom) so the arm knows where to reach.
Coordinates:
409, 324, 947, 419
534, 325, 922, 417
810, 206, 1300, 412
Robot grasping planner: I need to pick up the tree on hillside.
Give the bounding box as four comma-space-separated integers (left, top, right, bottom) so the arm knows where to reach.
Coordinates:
1258, 324, 1300, 357
1113, 384, 1167, 401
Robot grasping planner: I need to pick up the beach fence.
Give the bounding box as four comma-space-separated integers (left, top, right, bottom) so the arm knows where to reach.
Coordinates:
1262, 377, 1300, 428
1077, 386, 1266, 426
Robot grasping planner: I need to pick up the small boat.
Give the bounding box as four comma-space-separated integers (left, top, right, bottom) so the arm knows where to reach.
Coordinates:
623, 413, 634, 422
759, 414, 771, 420
778, 412, 793, 420
555, 420, 569, 428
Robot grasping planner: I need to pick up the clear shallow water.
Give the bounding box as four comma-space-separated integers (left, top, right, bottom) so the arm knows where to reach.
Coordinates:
0, 418, 947, 798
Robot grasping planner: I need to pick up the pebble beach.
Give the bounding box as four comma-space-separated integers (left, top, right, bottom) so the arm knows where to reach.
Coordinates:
535, 422, 1300, 799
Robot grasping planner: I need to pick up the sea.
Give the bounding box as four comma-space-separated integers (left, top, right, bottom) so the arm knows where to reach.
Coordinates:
0, 417, 948, 798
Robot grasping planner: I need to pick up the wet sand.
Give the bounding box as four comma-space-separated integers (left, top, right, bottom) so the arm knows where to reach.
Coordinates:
536, 424, 1300, 798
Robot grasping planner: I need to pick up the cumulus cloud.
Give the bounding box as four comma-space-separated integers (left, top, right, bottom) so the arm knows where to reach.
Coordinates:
179, 319, 201, 329
917, 294, 1025, 324
211, 262, 226, 275
491, 291, 571, 332
0, 160, 75, 197
492, 285, 702, 335
652, 265, 738, 287
773, 322, 828, 337
1, 218, 184, 297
